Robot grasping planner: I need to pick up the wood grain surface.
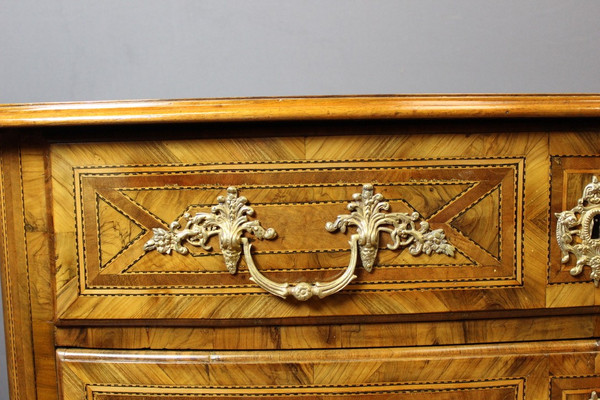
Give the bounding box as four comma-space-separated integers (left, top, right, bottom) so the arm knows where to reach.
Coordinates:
50, 131, 550, 322
2, 95, 600, 127
1, 96, 599, 400
0, 136, 37, 400
57, 340, 599, 400
55, 314, 600, 350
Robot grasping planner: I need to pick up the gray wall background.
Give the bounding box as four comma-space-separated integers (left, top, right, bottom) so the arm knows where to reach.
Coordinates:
1, 0, 600, 398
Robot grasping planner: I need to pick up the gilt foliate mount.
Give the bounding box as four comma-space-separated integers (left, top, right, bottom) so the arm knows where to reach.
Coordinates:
144, 184, 455, 300
556, 176, 600, 287
325, 184, 455, 271
143, 187, 277, 274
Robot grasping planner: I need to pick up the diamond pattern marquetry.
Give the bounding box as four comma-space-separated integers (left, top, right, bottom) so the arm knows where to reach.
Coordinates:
451, 185, 502, 260
96, 194, 146, 268
76, 161, 519, 291
50, 134, 546, 321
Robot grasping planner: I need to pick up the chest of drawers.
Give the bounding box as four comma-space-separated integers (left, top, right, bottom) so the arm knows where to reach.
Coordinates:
1, 96, 599, 400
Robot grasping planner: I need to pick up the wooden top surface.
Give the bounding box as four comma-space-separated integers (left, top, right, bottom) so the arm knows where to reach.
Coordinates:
1, 95, 600, 127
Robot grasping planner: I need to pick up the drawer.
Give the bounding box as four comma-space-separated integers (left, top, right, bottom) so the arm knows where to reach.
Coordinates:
50, 134, 564, 323
548, 132, 600, 307
57, 340, 600, 400
52, 132, 551, 322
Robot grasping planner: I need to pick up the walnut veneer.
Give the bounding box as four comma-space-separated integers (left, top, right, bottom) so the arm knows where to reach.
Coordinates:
1, 96, 599, 399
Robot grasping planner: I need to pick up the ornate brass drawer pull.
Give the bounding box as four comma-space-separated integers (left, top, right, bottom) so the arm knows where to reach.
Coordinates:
556, 176, 600, 287
143, 187, 276, 274
145, 184, 455, 300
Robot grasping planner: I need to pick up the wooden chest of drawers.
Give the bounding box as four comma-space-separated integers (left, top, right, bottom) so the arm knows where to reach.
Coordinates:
1, 96, 599, 399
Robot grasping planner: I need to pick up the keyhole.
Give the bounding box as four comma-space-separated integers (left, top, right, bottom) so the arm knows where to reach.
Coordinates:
592, 214, 600, 239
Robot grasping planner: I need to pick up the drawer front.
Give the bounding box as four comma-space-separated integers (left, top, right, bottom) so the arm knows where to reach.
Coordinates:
52, 132, 548, 322
548, 132, 600, 307
57, 341, 599, 400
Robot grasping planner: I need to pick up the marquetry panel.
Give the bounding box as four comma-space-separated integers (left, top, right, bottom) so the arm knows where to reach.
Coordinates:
548, 131, 600, 308
549, 156, 600, 284
51, 133, 549, 322
5, 96, 600, 400
73, 159, 519, 292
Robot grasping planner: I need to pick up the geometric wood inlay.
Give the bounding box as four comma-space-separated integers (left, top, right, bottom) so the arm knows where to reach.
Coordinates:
97, 194, 146, 268
50, 134, 543, 321
451, 184, 501, 259
68, 159, 522, 294
549, 155, 600, 284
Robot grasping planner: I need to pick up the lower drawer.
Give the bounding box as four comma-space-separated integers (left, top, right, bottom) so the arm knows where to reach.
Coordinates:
57, 340, 600, 400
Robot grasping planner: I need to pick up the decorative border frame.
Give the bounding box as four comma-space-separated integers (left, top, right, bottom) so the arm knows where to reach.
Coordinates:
68, 157, 523, 295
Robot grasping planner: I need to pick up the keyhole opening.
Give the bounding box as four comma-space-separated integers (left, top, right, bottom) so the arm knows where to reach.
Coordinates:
592, 214, 600, 239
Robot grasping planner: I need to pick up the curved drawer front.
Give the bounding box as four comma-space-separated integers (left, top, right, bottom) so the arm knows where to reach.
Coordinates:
57, 341, 599, 400
547, 132, 600, 307
52, 133, 547, 322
